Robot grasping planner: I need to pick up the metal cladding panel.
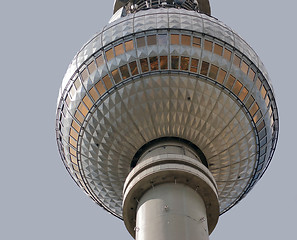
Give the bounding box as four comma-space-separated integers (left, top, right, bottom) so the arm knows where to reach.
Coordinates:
56, 8, 279, 218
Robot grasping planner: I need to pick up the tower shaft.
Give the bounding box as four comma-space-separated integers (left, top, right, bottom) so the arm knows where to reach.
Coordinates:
123, 141, 219, 239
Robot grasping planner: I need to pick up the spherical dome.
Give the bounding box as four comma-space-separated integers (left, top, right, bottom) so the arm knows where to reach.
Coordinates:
56, 8, 279, 218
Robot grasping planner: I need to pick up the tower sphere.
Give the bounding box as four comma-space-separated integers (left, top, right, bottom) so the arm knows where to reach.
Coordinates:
56, 0, 279, 230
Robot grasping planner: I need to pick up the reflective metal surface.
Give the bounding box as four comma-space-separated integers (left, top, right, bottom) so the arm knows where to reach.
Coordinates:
56, 8, 279, 218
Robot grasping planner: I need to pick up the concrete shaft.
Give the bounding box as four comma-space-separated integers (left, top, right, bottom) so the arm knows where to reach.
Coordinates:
136, 183, 209, 240
123, 140, 219, 239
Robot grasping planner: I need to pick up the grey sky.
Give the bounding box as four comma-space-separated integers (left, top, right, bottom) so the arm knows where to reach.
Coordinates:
0, 0, 295, 239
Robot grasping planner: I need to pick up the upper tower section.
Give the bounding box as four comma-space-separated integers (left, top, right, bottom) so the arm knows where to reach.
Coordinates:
113, 0, 211, 15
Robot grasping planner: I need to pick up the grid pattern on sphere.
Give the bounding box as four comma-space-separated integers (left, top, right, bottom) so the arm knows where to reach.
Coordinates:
56, 8, 279, 218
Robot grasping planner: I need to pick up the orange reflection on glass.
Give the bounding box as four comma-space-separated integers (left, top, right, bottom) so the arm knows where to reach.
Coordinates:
193, 37, 201, 48
200, 61, 209, 76
204, 40, 213, 52
238, 87, 248, 101
257, 120, 265, 132
103, 75, 113, 89
246, 96, 255, 109
250, 102, 259, 116
150, 56, 159, 71
129, 61, 139, 75
217, 69, 227, 84
190, 58, 199, 72
171, 34, 179, 45
69, 136, 77, 148
78, 102, 88, 116
115, 43, 125, 56
209, 64, 219, 80
265, 95, 270, 107
120, 65, 130, 79
253, 110, 262, 123
71, 156, 78, 165
89, 87, 99, 101
233, 55, 241, 68
214, 44, 223, 56
96, 55, 104, 67
105, 49, 114, 61
125, 40, 134, 52
160, 56, 168, 70
147, 35, 157, 45
70, 128, 79, 140
181, 35, 191, 46
88, 61, 96, 75
233, 80, 243, 96
95, 80, 106, 95
241, 61, 249, 74
69, 147, 77, 157
140, 58, 149, 72
223, 49, 232, 61
261, 85, 267, 99
180, 57, 189, 71
226, 75, 236, 90
171, 56, 179, 70
256, 78, 262, 90
248, 68, 256, 81
71, 120, 81, 132
83, 95, 93, 109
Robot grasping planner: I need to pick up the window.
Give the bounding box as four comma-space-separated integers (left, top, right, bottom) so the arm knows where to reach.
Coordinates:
200, 61, 209, 76
71, 120, 81, 132
233, 80, 243, 96
95, 80, 106, 95
103, 75, 113, 89
241, 61, 249, 74
256, 78, 262, 90
137, 37, 146, 48
114, 43, 125, 56
248, 68, 256, 81
226, 75, 236, 90
171, 34, 179, 45
74, 78, 81, 89
160, 56, 168, 70
246, 96, 255, 109
233, 55, 241, 68
69, 136, 77, 148
96, 55, 104, 67
69, 85, 76, 99
89, 87, 99, 101
158, 34, 167, 45
238, 87, 248, 101
70, 128, 79, 140
78, 102, 88, 116
250, 102, 259, 116
70, 155, 78, 165
81, 68, 88, 82
65, 95, 71, 107
125, 40, 134, 52
193, 37, 201, 48
217, 69, 227, 84
105, 49, 114, 61
190, 58, 199, 72
204, 40, 213, 52
87, 61, 96, 75
74, 110, 84, 124
129, 61, 139, 75
223, 49, 232, 61
253, 110, 262, 123
147, 35, 157, 45
261, 85, 267, 98
180, 57, 189, 71
214, 44, 223, 56
69, 147, 77, 157
83, 95, 93, 109
181, 35, 191, 46
111, 69, 121, 84
209, 65, 219, 80
120, 65, 130, 80
150, 57, 159, 71
171, 56, 179, 70
140, 58, 149, 72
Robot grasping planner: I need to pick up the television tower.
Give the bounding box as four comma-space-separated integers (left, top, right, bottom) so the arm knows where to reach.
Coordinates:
56, 1, 279, 239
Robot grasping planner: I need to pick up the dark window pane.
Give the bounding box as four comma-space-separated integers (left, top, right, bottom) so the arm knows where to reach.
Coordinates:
150, 56, 159, 71
140, 58, 149, 72
137, 37, 146, 48
190, 58, 199, 72
160, 56, 168, 70
209, 65, 219, 80
171, 56, 179, 70
200, 61, 209, 76
180, 56, 189, 71
129, 61, 139, 75
120, 65, 130, 80
147, 35, 157, 45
